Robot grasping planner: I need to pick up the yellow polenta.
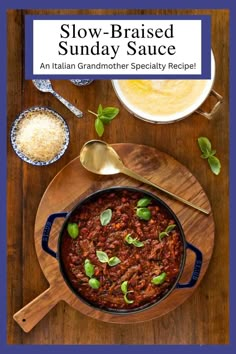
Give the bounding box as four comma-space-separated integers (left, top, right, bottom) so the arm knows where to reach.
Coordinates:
118, 80, 207, 116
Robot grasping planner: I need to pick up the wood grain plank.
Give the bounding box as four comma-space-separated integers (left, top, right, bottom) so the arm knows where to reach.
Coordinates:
7, 9, 24, 345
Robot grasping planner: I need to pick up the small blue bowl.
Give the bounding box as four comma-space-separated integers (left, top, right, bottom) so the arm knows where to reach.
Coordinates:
10, 106, 70, 166
69, 79, 93, 86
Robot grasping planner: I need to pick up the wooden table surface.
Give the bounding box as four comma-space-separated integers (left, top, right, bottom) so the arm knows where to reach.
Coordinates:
7, 9, 229, 344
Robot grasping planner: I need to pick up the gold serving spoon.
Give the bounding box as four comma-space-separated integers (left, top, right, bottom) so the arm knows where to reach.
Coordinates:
80, 140, 210, 215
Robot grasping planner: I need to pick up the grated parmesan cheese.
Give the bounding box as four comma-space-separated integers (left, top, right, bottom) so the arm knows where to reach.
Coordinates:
15, 111, 67, 162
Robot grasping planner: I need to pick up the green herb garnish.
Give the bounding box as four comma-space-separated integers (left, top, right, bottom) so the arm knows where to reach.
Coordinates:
84, 259, 100, 289
198, 137, 221, 175
108, 256, 121, 266
88, 104, 119, 137
96, 250, 109, 263
88, 278, 100, 289
124, 293, 134, 304
121, 281, 134, 304
125, 234, 144, 248
96, 250, 121, 267
137, 197, 152, 208
159, 224, 176, 241
136, 207, 151, 221
151, 272, 167, 285
121, 280, 128, 294
100, 209, 112, 226
67, 223, 79, 239
84, 259, 95, 278
135, 198, 152, 221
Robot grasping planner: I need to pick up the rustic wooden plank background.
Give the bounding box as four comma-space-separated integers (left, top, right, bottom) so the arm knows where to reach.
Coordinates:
7, 9, 229, 344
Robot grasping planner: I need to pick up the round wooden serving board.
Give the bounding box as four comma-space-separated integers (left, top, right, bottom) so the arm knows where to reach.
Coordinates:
13, 144, 215, 332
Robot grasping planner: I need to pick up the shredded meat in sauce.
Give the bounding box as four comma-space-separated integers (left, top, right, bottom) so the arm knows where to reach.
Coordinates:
61, 189, 184, 311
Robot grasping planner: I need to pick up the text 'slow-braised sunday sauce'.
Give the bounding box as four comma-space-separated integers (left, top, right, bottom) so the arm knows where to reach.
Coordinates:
61, 190, 184, 311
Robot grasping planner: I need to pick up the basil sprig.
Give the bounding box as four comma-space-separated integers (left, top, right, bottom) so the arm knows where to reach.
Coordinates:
159, 224, 176, 241
88, 104, 119, 137
84, 259, 95, 278
96, 250, 121, 267
88, 278, 100, 289
67, 223, 79, 239
100, 209, 112, 226
125, 234, 144, 248
121, 280, 134, 304
136, 208, 151, 220
151, 272, 167, 285
84, 259, 100, 289
135, 197, 152, 221
198, 137, 221, 175
137, 197, 152, 207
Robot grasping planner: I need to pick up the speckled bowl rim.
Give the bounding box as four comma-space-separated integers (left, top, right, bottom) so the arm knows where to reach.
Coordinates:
69, 79, 94, 86
10, 106, 70, 166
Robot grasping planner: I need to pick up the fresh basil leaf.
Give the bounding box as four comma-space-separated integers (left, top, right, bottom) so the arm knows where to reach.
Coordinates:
198, 136, 221, 175
95, 118, 104, 137
125, 234, 144, 247
90, 105, 119, 136
102, 107, 119, 119
100, 208, 112, 226
198, 137, 212, 155
67, 223, 79, 239
159, 231, 168, 241
211, 149, 216, 156
124, 293, 134, 304
84, 259, 94, 278
108, 256, 121, 267
96, 250, 109, 263
132, 239, 144, 248
99, 116, 114, 124
136, 207, 151, 221
121, 281, 128, 294
137, 197, 152, 207
201, 153, 209, 159
97, 104, 103, 116
88, 278, 100, 289
151, 272, 167, 285
208, 155, 221, 175
125, 234, 134, 244
165, 224, 176, 234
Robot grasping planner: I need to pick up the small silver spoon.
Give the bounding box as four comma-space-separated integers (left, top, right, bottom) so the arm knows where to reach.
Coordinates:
80, 140, 210, 215
32, 80, 83, 118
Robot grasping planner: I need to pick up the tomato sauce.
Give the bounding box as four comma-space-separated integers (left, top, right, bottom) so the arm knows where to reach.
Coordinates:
60, 189, 184, 311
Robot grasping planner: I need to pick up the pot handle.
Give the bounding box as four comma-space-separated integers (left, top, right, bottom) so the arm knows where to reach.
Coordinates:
42, 212, 68, 258
196, 89, 223, 120
176, 242, 202, 289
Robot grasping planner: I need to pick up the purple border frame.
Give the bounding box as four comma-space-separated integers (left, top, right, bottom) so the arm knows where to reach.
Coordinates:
25, 14, 211, 80
0, 0, 235, 353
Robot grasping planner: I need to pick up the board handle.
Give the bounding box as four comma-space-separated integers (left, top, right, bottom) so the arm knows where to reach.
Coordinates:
13, 285, 61, 332
176, 242, 203, 289
42, 212, 68, 258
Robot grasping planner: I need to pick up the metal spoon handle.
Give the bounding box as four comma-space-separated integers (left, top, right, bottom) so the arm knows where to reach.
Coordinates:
51, 90, 83, 118
121, 166, 210, 215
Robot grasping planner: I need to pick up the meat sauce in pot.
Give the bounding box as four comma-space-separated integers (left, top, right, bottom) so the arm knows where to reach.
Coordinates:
60, 189, 184, 311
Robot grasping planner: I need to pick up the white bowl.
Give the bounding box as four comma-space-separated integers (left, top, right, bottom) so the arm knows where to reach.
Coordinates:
112, 51, 220, 124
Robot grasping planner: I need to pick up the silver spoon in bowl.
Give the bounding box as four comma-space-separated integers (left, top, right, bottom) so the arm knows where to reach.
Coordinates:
80, 140, 210, 215
32, 80, 83, 118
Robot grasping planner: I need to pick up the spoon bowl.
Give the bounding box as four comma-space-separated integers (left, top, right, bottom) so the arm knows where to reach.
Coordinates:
80, 140, 210, 215
32, 79, 54, 93
80, 140, 124, 175
32, 80, 83, 118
